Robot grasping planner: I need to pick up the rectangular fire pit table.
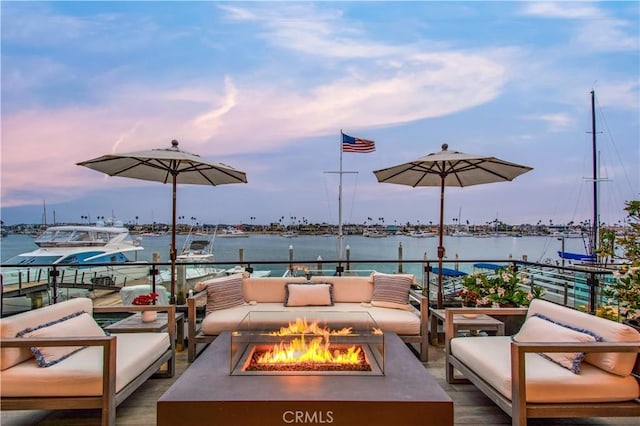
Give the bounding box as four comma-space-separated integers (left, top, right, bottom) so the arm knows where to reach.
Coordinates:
157, 331, 453, 426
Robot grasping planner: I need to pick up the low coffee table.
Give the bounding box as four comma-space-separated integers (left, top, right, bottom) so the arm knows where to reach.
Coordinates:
105, 312, 185, 351
429, 308, 504, 345
157, 332, 453, 426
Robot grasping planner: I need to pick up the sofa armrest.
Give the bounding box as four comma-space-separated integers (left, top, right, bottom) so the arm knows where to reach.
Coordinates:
510, 340, 640, 424
409, 288, 428, 323
444, 307, 528, 350
1, 335, 117, 401
187, 291, 207, 339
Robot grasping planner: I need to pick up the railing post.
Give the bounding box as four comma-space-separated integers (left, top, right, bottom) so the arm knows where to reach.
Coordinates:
587, 272, 598, 315
49, 266, 59, 304
150, 252, 160, 300
345, 245, 351, 271
398, 242, 403, 273
288, 245, 294, 274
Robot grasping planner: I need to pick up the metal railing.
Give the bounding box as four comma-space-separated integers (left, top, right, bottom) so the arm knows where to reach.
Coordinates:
1, 257, 619, 318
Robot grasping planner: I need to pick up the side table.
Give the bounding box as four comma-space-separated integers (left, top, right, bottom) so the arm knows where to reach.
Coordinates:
429, 308, 504, 345
105, 311, 185, 352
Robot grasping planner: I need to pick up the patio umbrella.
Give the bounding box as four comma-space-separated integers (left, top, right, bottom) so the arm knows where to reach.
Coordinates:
373, 143, 532, 308
77, 140, 247, 303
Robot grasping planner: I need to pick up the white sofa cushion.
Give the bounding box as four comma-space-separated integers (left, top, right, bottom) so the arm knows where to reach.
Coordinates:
527, 299, 640, 376
17, 312, 107, 367
285, 283, 333, 307
513, 315, 600, 373
450, 336, 640, 403
0, 298, 94, 371
0, 332, 170, 397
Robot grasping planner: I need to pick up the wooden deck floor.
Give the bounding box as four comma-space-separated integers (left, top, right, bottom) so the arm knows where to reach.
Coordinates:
2, 342, 637, 426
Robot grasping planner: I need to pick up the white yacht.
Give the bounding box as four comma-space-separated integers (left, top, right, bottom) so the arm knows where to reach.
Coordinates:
218, 227, 249, 238
1, 224, 149, 287
158, 233, 226, 286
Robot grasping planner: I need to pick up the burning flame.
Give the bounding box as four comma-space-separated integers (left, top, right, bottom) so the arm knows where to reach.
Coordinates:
256, 335, 363, 365
267, 318, 353, 337
256, 319, 367, 366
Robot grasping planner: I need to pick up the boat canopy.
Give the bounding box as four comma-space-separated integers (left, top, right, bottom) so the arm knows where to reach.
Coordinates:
557, 251, 596, 261
431, 267, 467, 277
473, 263, 504, 270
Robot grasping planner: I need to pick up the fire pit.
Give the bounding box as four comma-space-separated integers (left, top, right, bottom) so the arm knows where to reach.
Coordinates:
229, 312, 385, 376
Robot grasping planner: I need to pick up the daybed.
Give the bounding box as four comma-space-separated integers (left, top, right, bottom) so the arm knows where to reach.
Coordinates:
187, 273, 428, 362
0, 298, 176, 426
445, 299, 640, 426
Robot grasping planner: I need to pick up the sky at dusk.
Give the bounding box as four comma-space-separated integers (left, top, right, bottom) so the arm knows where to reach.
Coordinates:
1, 1, 638, 228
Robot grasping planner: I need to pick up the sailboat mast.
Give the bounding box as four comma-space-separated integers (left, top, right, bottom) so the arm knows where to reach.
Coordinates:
590, 90, 598, 258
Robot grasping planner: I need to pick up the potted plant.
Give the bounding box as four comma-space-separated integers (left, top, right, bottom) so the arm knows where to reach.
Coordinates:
132, 292, 159, 322
459, 265, 544, 334
459, 265, 544, 308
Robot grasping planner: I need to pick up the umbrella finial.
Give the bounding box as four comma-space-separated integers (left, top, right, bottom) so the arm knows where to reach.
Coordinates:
441, 143, 448, 151
171, 139, 179, 149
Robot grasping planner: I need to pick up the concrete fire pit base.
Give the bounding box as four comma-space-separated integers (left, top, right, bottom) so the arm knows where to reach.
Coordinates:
157, 332, 453, 426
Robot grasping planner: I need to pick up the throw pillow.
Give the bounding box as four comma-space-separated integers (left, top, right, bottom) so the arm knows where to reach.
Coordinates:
205, 273, 246, 315
370, 272, 413, 310
17, 311, 107, 367
513, 314, 601, 374
284, 283, 334, 307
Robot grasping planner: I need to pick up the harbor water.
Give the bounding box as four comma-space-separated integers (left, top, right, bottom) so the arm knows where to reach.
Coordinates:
1, 232, 590, 275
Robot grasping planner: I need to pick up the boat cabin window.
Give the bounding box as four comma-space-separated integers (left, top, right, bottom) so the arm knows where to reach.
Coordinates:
5, 255, 63, 265
70, 231, 92, 242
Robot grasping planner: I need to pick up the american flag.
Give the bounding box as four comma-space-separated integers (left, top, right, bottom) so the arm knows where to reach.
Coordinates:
342, 133, 376, 153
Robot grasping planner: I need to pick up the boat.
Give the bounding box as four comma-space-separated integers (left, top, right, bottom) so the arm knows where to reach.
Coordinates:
408, 229, 436, 238
1, 224, 149, 287
157, 230, 227, 287
451, 231, 472, 237
281, 230, 298, 238
224, 265, 271, 277
558, 90, 599, 263
218, 227, 249, 238
363, 228, 387, 238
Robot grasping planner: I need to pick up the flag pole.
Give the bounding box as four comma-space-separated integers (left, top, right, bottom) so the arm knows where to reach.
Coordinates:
338, 130, 344, 261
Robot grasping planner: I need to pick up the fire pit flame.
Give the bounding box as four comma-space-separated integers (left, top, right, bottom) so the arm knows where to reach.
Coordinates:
256, 334, 363, 365
267, 318, 353, 337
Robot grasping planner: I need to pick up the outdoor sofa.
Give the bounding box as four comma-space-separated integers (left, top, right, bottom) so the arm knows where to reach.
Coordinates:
445, 299, 640, 426
187, 272, 428, 362
0, 297, 176, 426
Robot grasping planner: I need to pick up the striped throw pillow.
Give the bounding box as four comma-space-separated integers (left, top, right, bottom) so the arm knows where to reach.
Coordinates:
371, 272, 413, 310
206, 273, 246, 315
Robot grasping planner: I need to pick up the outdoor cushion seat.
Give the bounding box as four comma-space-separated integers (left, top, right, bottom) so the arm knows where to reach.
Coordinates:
0, 297, 176, 426
450, 335, 639, 403
189, 275, 428, 362
1, 332, 170, 397
201, 302, 421, 336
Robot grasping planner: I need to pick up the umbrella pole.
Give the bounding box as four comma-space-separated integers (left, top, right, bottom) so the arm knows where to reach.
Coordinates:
170, 174, 177, 304
437, 175, 445, 309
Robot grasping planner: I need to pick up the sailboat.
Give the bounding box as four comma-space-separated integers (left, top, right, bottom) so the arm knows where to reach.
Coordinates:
558, 90, 599, 263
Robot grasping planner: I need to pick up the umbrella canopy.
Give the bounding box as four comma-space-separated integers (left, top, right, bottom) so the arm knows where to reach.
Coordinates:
373, 143, 532, 308
77, 139, 247, 303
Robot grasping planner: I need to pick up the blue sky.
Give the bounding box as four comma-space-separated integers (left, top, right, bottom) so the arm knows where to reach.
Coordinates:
1, 1, 638, 228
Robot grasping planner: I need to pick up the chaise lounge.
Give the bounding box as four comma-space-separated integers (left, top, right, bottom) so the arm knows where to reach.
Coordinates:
0, 298, 176, 426
445, 299, 640, 426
